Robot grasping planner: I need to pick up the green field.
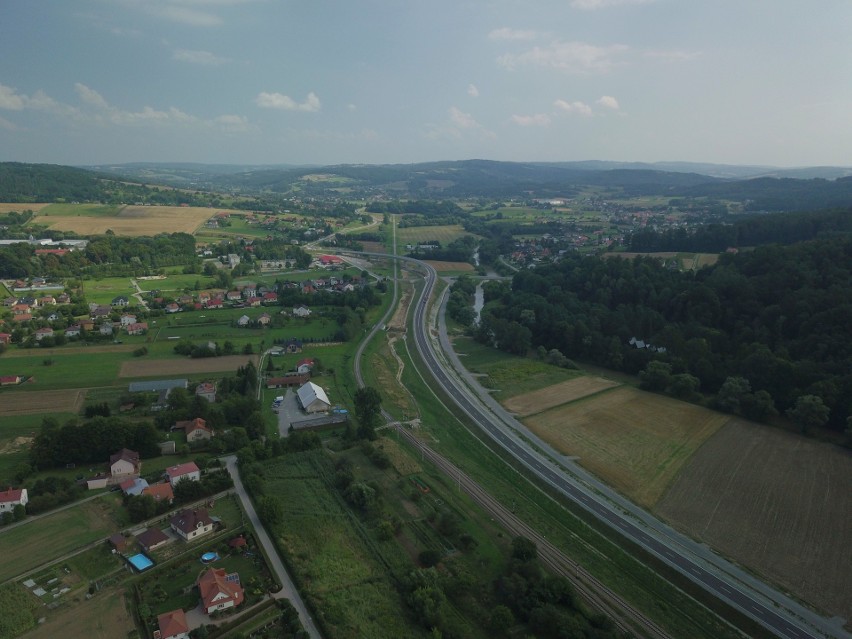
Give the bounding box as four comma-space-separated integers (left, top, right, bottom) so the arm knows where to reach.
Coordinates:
450, 335, 581, 400
0, 351, 126, 390
0, 496, 125, 581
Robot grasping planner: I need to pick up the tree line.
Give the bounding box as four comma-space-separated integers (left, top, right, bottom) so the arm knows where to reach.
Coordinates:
474, 235, 852, 431
628, 208, 852, 253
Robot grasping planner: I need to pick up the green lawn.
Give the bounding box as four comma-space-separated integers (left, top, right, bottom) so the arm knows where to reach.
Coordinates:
135, 273, 215, 293
81, 276, 138, 305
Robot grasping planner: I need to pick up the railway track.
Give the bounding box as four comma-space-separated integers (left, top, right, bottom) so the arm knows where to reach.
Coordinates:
396, 425, 671, 639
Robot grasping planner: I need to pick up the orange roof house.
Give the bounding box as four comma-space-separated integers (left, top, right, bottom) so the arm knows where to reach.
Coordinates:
197, 567, 244, 615
156, 608, 189, 639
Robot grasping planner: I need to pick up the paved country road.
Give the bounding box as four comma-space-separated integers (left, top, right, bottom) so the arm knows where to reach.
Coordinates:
223, 455, 322, 639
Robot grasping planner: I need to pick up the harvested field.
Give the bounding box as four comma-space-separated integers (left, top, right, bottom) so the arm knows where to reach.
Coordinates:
522, 386, 728, 506
656, 419, 852, 620
119, 354, 257, 377
424, 260, 475, 272
504, 376, 621, 417
0, 388, 86, 416
35, 205, 217, 236
0, 202, 50, 213
24, 586, 134, 639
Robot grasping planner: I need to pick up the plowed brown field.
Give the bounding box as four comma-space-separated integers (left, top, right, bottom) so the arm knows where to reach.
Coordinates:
0, 388, 86, 416
119, 354, 257, 377
655, 419, 852, 620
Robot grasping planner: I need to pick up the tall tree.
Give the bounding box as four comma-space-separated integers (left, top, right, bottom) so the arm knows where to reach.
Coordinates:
354, 386, 382, 439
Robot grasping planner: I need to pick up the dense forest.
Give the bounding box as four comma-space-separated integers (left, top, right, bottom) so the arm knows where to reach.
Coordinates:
475, 235, 852, 430
629, 208, 852, 252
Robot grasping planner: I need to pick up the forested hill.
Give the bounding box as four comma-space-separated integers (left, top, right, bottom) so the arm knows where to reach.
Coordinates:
0, 162, 247, 208
0, 162, 110, 202
477, 235, 852, 431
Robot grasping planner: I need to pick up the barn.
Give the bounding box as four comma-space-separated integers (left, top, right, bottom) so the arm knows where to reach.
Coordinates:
296, 381, 331, 414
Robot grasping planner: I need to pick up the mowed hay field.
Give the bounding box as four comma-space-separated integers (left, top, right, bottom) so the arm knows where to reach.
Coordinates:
34, 205, 217, 236
521, 386, 729, 506
655, 419, 852, 620
504, 376, 620, 417
0, 388, 86, 416
119, 354, 257, 377
24, 587, 135, 639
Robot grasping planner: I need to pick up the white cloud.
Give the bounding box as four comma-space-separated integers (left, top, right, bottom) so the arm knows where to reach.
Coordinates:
426, 107, 495, 140
0, 84, 26, 110
553, 100, 593, 116
570, 0, 654, 9
511, 113, 551, 127
597, 95, 620, 110
75, 83, 110, 110
488, 27, 539, 41
0, 114, 18, 130
498, 40, 628, 74
213, 114, 251, 133
467, 84, 479, 98
449, 106, 479, 129
255, 91, 321, 112
347, 103, 357, 111
2, 81, 250, 133
173, 49, 229, 65
643, 49, 700, 62
146, 5, 223, 27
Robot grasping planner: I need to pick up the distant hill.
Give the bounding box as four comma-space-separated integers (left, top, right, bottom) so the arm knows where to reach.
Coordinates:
3, 160, 852, 211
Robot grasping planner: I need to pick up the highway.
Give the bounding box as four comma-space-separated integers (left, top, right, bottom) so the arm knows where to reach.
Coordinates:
402, 259, 845, 639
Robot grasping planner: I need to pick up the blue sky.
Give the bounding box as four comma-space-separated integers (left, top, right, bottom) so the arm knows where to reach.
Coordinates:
1, 0, 850, 167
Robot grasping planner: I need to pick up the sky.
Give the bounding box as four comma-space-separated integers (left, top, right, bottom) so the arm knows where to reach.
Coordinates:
1, 0, 851, 168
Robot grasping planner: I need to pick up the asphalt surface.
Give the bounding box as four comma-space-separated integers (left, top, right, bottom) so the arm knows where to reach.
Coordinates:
406, 261, 847, 639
